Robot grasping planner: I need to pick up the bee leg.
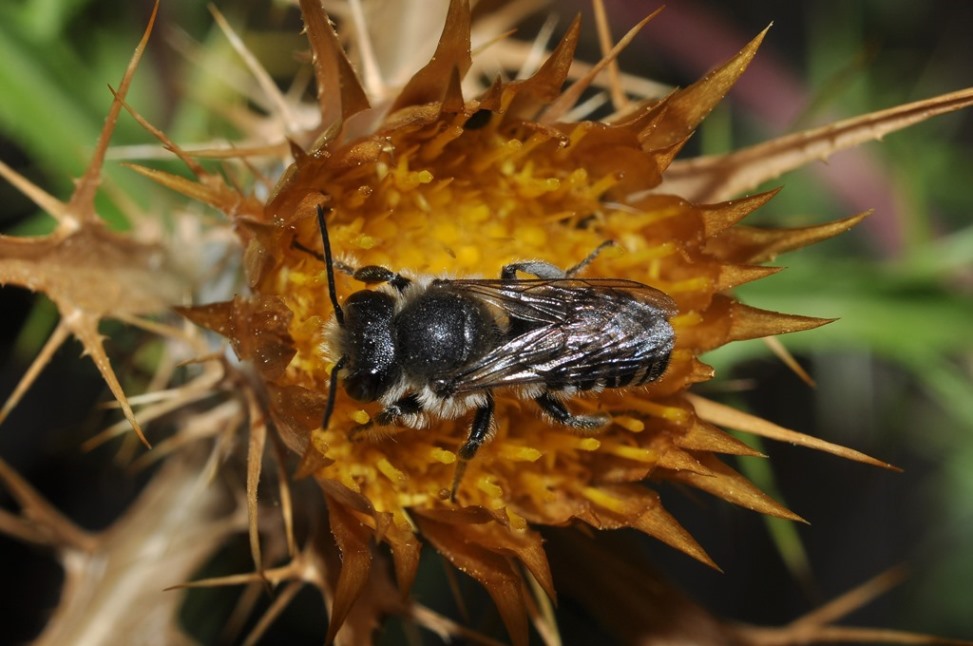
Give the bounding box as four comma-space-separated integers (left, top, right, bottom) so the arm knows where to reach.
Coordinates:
349, 394, 422, 442
500, 241, 614, 280
450, 392, 496, 501
534, 392, 609, 435
565, 240, 614, 277
500, 260, 566, 281
352, 265, 411, 292
374, 393, 423, 426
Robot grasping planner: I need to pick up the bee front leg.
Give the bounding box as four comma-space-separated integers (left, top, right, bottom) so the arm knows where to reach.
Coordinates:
352, 265, 411, 292
500, 260, 566, 281
500, 241, 613, 280
449, 392, 495, 501
534, 392, 609, 435
374, 393, 423, 426
350, 394, 422, 442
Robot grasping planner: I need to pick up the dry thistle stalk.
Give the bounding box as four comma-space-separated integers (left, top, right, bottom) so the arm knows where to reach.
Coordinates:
2, 1, 973, 644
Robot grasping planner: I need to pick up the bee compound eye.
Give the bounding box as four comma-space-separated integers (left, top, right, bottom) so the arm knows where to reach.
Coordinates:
344, 373, 376, 402
344, 368, 391, 402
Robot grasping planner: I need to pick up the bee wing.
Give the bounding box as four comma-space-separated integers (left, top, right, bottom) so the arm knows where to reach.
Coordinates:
444, 278, 676, 393
448, 278, 678, 324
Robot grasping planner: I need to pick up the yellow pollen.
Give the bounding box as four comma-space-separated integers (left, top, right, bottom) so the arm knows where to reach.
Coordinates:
519, 132, 549, 157
286, 269, 311, 287
455, 245, 481, 266
346, 187, 371, 208
614, 416, 645, 432
647, 205, 685, 221
309, 429, 329, 453
421, 126, 463, 160
430, 447, 457, 464
564, 168, 589, 188
497, 444, 542, 462
338, 470, 361, 492
586, 173, 619, 199
612, 241, 675, 267
520, 472, 556, 501
517, 225, 547, 247
351, 233, 378, 249
483, 220, 508, 239
564, 122, 593, 149
602, 443, 658, 463
398, 492, 432, 508
415, 193, 432, 212
663, 276, 712, 294
399, 209, 427, 228
477, 477, 503, 499
377, 458, 407, 485
672, 312, 703, 327
578, 438, 601, 451
351, 410, 371, 425
519, 176, 561, 198
581, 486, 629, 515
628, 400, 691, 423
505, 508, 528, 532
473, 138, 522, 173
434, 221, 460, 244
392, 509, 417, 532
546, 434, 601, 452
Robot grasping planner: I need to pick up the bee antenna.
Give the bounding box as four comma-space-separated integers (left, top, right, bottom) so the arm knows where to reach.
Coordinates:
316, 205, 345, 327
322, 355, 346, 430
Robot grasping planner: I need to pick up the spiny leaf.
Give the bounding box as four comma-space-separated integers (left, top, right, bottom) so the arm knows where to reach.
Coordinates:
640, 26, 769, 151
299, 0, 370, 126
390, 0, 472, 112
416, 514, 530, 646
662, 451, 806, 522
688, 394, 897, 470
326, 498, 375, 645
663, 86, 973, 202
539, 8, 662, 123
707, 211, 870, 264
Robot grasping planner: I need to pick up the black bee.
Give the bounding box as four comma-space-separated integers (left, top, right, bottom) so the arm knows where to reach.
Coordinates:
311, 205, 676, 498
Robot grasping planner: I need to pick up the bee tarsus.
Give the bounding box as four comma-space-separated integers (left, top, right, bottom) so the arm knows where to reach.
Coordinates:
534, 391, 608, 431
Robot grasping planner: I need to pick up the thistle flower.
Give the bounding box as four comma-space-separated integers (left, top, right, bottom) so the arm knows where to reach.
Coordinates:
2, 1, 973, 644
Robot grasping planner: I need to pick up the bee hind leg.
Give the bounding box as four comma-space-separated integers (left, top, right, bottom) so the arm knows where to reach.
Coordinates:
535, 392, 609, 435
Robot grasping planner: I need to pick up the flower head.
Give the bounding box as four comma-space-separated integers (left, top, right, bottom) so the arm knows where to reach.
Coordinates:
176, 2, 882, 641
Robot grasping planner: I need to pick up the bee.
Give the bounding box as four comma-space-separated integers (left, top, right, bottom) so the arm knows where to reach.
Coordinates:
310, 205, 676, 499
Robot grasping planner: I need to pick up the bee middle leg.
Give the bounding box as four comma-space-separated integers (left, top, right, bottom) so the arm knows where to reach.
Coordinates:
534, 392, 609, 435
450, 392, 496, 501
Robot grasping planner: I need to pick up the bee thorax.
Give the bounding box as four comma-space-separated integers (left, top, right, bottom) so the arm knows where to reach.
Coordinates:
395, 289, 501, 379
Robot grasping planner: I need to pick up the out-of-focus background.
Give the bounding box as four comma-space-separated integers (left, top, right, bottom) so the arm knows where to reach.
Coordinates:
1, 0, 971, 642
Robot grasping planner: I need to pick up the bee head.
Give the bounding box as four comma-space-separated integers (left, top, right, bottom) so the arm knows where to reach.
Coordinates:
341, 290, 401, 402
